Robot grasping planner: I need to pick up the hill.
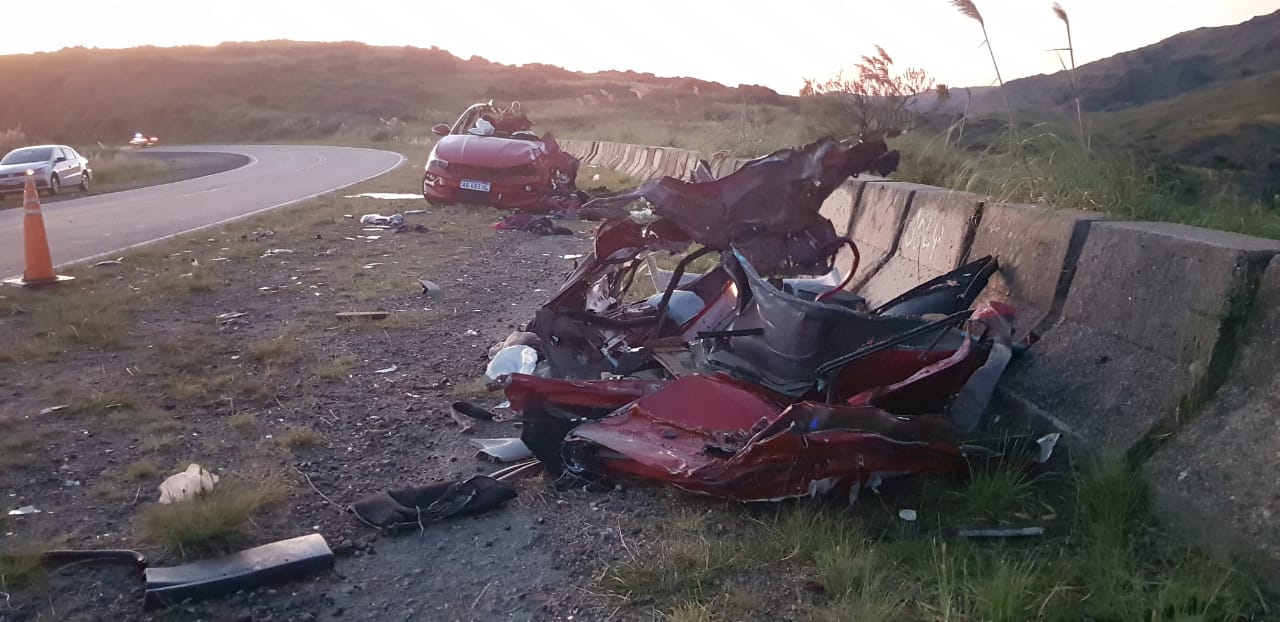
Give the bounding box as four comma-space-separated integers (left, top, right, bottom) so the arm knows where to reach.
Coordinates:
0, 41, 812, 155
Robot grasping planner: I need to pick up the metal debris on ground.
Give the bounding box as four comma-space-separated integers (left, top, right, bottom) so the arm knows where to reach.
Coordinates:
359, 213, 405, 227
7, 505, 40, 516
39, 405, 70, 415
418, 278, 443, 298
144, 534, 334, 609
92, 258, 124, 267
374, 365, 399, 374
470, 438, 535, 463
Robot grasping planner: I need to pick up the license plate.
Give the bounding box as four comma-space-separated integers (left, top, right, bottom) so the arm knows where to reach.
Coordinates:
460, 179, 490, 192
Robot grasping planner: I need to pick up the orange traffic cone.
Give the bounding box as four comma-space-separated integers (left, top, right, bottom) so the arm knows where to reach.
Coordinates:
4, 176, 73, 287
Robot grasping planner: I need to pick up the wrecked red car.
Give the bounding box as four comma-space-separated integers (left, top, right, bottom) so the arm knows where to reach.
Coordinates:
421, 102, 579, 211
470, 136, 1054, 503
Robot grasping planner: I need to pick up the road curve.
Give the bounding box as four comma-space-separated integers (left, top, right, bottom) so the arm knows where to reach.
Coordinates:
0, 145, 405, 278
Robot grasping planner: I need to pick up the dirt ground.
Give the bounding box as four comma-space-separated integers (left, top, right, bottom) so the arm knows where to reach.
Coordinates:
0, 159, 693, 621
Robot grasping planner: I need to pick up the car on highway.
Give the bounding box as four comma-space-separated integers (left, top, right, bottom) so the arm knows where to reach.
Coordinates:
129, 132, 160, 148
421, 102, 578, 210
0, 144, 92, 200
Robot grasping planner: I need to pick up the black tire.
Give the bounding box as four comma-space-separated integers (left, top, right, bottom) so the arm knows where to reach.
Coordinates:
79, 173, 90, 192
48, 175, 61, 196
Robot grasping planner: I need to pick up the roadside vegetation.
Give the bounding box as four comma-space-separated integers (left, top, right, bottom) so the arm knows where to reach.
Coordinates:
794, 0, 1279, 238
604, 459, 1270, 620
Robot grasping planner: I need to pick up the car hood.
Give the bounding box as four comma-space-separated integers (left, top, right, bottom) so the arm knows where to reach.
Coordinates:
0, 162, 45, 175
433, 135, 544, 168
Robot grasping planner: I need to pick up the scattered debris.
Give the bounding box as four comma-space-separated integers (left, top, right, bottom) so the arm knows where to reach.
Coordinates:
451, 404, 479, 432
144, 534, 334, 609
347, 193, 423, 200
404, 209, 428, 215
215, 311, 247, 325
374, 365, 399, 374
470, 438, 535, 463
419, 279, 443, 298
335, 311, 390, 321
465, 329, 480, 337
92, 257, 124, 267
350, 476, 517, 530
362, 262, 384, 269
899, 509, 919, 522
494, 213, 573, 236
7, 505, 40, 516
452, 401, 497, 421
261, 248, 294, 258
39, 405, 69, 415
359, 213, 405, 227
956, 526, 1046, 539
158, 464, 218, 504
486, 345, 538, 380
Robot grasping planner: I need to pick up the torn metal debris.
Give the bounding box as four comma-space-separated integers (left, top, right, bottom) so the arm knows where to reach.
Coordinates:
475, 135, 1045, 502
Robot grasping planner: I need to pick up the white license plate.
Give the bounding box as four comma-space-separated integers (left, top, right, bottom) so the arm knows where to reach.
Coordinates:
460, 179, 491, 192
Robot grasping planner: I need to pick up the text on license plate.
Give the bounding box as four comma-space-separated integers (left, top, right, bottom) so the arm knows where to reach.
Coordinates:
460, 179, 491, 192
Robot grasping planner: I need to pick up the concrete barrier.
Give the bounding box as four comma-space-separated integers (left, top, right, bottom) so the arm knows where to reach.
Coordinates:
969, 202, 1105, 336
818, 179, 865, 282
1146, 255, 1280, 581
843, 182, 916, 292
1001, 222, 1280, 454
857, 186, 984, 307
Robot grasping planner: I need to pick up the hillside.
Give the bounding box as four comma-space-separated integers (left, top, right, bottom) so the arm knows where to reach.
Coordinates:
970, 9, 1280, 115
943, 9, 1280, 198
0, 41, 806, 154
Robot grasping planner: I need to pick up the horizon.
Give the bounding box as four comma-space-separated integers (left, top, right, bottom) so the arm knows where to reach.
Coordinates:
2, 1, 1275, 94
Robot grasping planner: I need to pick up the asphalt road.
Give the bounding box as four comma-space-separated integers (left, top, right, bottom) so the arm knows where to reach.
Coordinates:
0, 145, 406, 278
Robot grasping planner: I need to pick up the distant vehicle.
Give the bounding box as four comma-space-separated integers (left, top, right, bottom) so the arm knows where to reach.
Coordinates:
422, 102, 578, 210
0, 145, 92, 200
129, 132, 159, 148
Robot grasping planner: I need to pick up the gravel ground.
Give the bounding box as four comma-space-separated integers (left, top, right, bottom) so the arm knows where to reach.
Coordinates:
0, 170, 679, 621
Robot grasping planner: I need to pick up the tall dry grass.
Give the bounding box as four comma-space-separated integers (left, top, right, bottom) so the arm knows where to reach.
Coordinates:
950, 0, 1019, 150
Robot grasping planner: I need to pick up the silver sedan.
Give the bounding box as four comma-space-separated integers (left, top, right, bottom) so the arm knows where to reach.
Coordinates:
0, 144, 93, 200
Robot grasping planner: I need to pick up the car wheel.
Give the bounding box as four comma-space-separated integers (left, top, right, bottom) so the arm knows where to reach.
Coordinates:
48, 175, 61, 196
79, 174, 90, 192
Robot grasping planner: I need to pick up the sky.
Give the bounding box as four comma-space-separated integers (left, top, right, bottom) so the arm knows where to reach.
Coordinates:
3, 0, 1277, 93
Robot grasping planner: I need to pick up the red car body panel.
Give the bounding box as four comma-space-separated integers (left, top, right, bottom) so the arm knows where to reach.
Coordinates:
561, 374, 967, 502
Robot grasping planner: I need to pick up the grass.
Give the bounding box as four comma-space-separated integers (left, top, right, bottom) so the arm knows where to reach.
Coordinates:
276, 426, 322, 449
893, 128, 1280, 238
227, 412, 258, 432
0, 549, 46, 589
137, 469, 288, 556
313, 354, 361, 382
605, 460, 1270, 620
125, 460, 161, 481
